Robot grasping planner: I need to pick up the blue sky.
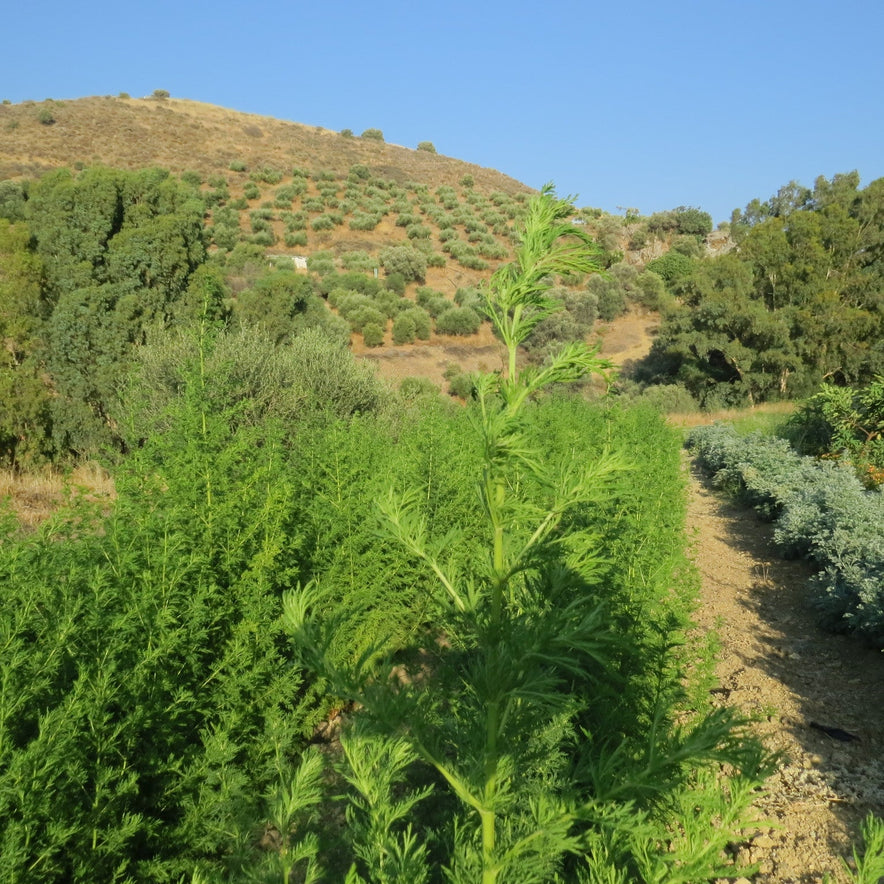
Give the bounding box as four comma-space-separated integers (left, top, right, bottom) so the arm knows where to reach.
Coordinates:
4, 0, 883, 224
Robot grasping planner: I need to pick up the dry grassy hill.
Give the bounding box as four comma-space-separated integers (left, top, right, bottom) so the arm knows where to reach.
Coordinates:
0, 95, 530, 196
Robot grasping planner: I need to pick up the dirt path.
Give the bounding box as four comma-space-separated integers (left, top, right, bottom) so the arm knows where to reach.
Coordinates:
687, 462, 884, 882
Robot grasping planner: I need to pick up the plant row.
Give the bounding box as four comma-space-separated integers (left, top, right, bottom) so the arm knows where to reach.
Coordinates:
203, 164, 530, 274
0, 346, 767, 881
686, 423, 884, 645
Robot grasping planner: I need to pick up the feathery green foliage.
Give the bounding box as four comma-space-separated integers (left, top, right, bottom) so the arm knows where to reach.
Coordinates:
287, 187, 769, 881
0, 328, 321, 879
840, 814, 884, 884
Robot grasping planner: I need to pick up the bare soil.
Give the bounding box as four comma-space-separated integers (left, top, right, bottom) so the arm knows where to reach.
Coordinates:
356, 304, 663, 390
688, 464, 884, 883
353, 321, 508, 387
595, 307, 660, 365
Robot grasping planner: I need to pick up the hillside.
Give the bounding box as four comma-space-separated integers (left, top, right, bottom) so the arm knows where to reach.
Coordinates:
1, 96, 555, 338
0, 95, 530, 197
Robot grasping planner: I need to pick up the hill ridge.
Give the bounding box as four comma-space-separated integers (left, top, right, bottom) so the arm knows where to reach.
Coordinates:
0, 95, 532, 196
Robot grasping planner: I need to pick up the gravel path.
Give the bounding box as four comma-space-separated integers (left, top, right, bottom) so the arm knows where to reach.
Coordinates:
687, 461, 884, 883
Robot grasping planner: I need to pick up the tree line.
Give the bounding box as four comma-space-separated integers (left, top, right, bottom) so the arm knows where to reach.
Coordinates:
630, 172, 884, 407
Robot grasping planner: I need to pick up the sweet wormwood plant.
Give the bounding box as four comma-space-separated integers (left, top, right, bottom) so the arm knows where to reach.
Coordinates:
286, 186, 768, 882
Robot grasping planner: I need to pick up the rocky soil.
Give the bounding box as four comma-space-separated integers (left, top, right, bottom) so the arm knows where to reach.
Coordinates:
687, 463, 884, 883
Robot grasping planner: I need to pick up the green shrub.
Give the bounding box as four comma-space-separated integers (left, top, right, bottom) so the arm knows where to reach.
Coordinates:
326, 272, 381, 299
348, 163, 370, 180
275, 181, 307, 202
636, 269, 667, 309
447, 242, 489, 271
454, 286, 482, 311
443, 362, 474, 398
646, 251, 694, 285
311, 214, 335, 231
243, 182, 260, 200
327, 287, 353, 309
349, 211, 381, 231
360, 128, 384, 142
180, 170, 203, 187
250, 211, 273, 233
415, 286, 442, 307
476, 240, 508, 259
398, 376, 439, 399
340, 251, 376, 272
634, 382, 699, 413
383, 272, 406, 296
784, 380, 884, 480
379, 245, 427, 283
362, 321, 385, 346
392, 313, 417, 344
435, 305, 482, 336
307, 252, 336, 275
284, 231, 307, 247
399, 306, 432, 340
37, 107, 55, 125
302, 197, 324, 213
340, 299, 386, 333
250, 166, 284, 185
417, 141, 436, 153
212, 224, 241, 250
671, 234, 703, 258
340, 128, 354, 138
406, 223, 432, 240
229, 159, 247, 172
628, 228, 648, 250
284, 211, 307, 231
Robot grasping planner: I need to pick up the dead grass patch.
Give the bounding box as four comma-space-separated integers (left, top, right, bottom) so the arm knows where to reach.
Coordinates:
1, 462, 115, 529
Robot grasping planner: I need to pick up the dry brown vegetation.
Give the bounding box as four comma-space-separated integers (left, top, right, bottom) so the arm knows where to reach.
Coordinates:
0, 95, 529, 195
0, 462, 114, 528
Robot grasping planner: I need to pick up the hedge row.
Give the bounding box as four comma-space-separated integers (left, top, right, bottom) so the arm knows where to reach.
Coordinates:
687, 424, 884, 645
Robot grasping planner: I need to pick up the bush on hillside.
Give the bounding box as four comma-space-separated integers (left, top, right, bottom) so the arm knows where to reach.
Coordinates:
399, 306, 431, 340
250, 166, 283, 185
379, 245, 426, 284
392, 313, 417, 344
362, 321, 385, 346
349, 211, 381, 231
435, 305, 481, 336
